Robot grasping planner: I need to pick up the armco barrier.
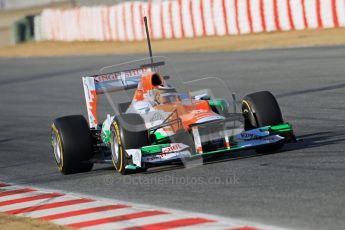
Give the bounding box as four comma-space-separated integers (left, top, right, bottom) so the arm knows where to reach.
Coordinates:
37, 0, 345, 42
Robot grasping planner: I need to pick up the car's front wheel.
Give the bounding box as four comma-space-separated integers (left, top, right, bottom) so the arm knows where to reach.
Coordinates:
242, 91, 284, 152
110, 114, 149, 175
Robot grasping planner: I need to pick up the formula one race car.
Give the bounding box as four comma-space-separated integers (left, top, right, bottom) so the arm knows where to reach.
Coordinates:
51, 17, 295, 175
51, 55, 295, 175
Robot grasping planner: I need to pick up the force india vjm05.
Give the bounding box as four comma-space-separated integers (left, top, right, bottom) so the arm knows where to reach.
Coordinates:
51, 17, 295, 175
51, 56, 296, 175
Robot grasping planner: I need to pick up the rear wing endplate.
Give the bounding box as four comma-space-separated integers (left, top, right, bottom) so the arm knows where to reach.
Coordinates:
82, 67, 150, 128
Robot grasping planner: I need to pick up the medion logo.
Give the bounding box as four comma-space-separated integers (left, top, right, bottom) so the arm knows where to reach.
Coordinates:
162, 143, 187, 153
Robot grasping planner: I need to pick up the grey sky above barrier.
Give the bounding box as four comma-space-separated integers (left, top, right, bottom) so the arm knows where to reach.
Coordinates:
0, 0, 152, 11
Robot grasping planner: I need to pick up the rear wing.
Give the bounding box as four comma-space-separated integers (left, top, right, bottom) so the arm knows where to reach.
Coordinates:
82, 67, 151, 128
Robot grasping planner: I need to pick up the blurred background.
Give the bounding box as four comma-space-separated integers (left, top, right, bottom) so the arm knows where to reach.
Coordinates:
0, 0, 344, 55
0, 0, 143, 10
0, 0, 145, 46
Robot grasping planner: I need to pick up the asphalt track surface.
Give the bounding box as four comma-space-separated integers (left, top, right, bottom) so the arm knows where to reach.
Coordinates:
0, 46, 344, 230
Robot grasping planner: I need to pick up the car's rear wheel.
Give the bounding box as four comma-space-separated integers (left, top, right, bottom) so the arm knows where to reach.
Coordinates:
242, 91, 284, 152
110, 114, 149, 174
51, 115, 94, 174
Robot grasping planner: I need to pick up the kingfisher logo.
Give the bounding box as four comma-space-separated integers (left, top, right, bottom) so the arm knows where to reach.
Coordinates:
94, 68, 150, 82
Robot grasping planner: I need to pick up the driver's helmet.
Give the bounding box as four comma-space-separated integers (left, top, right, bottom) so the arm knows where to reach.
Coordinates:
153, 86, 179, 104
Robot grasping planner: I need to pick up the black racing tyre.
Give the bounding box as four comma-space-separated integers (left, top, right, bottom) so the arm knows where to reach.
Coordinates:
110, 113, 149, 175
242, 91, 284, 152
51, 115, 94, 175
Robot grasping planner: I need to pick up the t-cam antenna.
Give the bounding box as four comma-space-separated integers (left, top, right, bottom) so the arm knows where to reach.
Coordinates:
143, 16, 154, 65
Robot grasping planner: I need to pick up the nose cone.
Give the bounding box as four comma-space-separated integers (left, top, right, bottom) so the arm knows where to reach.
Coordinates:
195, 114, 224, 124
181, 110, 224, 129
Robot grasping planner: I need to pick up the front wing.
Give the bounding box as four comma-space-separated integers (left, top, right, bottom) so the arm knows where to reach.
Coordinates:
124, 123, 295, 170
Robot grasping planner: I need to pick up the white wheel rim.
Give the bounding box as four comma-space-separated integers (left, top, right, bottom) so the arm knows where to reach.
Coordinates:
111, 130, 119, 162
52, 134, 61, 164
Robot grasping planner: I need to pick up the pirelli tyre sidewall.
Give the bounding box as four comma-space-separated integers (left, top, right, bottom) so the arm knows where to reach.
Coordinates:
110, 120, 127, 174
51, 115, 93, 175
51, 123, 64, 171
110, 114, 149, 175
